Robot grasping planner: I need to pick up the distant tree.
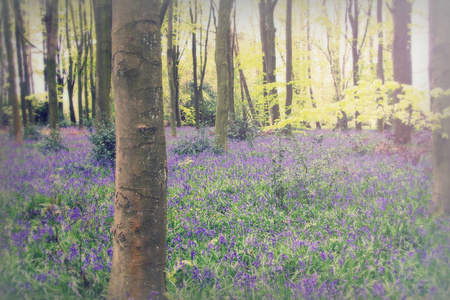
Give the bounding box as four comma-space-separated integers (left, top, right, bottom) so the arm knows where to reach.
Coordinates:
285, 0, 292, 117
108, 0, 168, 298
46, 0, 60, 131
429, 0, 450, 215
93, 0, 112, 125
306, 0, 320, 129
376, 0, 385, 132
3, 0, 22, 143
227, 5, 235, 120
391, 0, 412, 143
215, 0, 233, 151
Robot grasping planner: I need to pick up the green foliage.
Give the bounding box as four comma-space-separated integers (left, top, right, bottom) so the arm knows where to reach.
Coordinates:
88, 123, 116, 165
172, 129, 222, 155
24, 126, 42, 141
36, 130, 68, 153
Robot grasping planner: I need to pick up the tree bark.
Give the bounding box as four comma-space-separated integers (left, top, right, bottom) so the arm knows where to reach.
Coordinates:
190, 0, 200, 128
285, 0, 292, 117
258, 1, 269, 125
94, 0, 112, 126
83, 6, 89, 121
2, 0, 22, 143
0, 21, 5, 129
265, 0, 279, 125
215, 0, 233, 151
392, 0, 412, 143
376, 0, 384, 133
429, 0, 450, 215
227, 6, 235, 120
108, 1, 168, 299
167, 0, 177, 137
307, 0, 320, 129
174, 0, 182, 127
46, 0, 59, 131
14, 0, 28, 129
66, 0, 77, 124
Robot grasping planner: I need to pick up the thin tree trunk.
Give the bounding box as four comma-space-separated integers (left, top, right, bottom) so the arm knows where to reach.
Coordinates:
89, 0, 95, 120
392, 0, 412, 143
66, 0, 77, 124
108, 0, 168, 298
376, 0, 384, 132
429, 0, 450, 215
167, 0, 177, 137
94, 0, 112, 125
46, 0, 60, 131
307, 0, 320, 129
0, 25, 4, 129
215, 0, 233, 151
227, 5, 235, 120
259, 1, 269, 125
56, 34, 65, 118
265, 0, 279, 125
15, 2, 28, 129
198, 2, 212, 125
190, 0, 199, 128
83, 6, 89, 122
234, 31, 258, 124
285, 0, 292, 117
3, 0, 22, 143
174, 0, 182, 127
348, 0, 361, 130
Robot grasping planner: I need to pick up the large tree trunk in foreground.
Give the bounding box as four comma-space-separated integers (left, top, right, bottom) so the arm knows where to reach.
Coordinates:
392, 0, 412, 143
108, 1, 168, 299
3, 0, 22, 143
215, 0, 233, 151
46, 0, 59, 131
94, 0, 112, 126
429, 0, 450, 215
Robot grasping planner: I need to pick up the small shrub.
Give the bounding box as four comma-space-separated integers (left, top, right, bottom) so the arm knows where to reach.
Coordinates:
88, 123, 116, 164
37, 130, 67, 153
227, 118, 258, 147
173, 129, 222, 155
24, 126, 42, 141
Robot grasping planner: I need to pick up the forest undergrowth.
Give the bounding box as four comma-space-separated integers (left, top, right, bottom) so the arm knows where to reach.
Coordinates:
0, 127, 449, 299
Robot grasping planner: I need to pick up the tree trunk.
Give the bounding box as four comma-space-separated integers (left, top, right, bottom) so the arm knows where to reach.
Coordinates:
66, 0, 77, 124
376, 0, 385, 133
3, 0, 22, 143
198, 2, 213, 125
0, 23, 4, 129
307, 0, 320, 129
94, 0, 112, 126
190, 0, 200, 129
14, 0, 28, 129
174, 0, 182, 127
89, 0, 95, 120
234, 29, 258, 125
258, 1, 269, 125
429, 0, 450, 215
46, 0, 59, 131
215, 0, 233, 151
265, 0, 279, 125
348, 0, 362, 130
285, 0, 292, 117
167, 0, 177, 137
108, 0, 168, 299
227, 8, 235, 120
83, 7, 89, 122
392, 0, 412, 143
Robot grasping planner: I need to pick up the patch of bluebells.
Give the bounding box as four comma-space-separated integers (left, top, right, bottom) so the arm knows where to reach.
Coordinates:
0, 127, 449, 299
